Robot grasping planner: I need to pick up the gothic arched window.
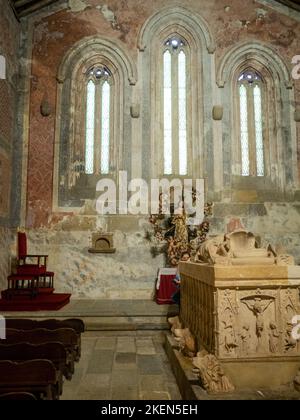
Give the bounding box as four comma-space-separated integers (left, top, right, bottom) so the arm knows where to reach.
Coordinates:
238, 70, 265, 177
163, 36, 188, 176
85, 66, 112, 175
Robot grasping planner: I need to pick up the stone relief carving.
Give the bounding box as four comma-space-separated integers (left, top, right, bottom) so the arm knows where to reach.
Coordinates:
269, 322, 281, 354
241, 295, 274, 353
240, 325, 251, 355
195, 230, 295, 266
192, 351, 235, 394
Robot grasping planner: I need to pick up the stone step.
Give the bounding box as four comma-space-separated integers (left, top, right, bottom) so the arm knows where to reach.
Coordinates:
1, 299, 179, 331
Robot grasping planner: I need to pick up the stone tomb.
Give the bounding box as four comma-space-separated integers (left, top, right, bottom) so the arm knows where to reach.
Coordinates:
179, 262, 300, 389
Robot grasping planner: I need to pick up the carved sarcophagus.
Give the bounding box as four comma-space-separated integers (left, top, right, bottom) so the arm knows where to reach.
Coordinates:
179, 262, 300, 389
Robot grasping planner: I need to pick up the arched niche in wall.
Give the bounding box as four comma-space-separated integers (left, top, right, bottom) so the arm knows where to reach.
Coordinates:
216, 41, 297, 192
137, 6, 216, 185
53, 36, 138, 210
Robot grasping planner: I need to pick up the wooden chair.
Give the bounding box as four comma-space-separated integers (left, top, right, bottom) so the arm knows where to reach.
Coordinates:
0, 360, 58, 400
0, 342, 67, 394
6, 319, 84, 361
0, 392, 37, 400
17, 232, 48, 276
5, 328, 78, 379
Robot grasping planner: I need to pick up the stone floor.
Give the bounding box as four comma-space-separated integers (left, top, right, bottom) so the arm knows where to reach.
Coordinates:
61, 331, 182, 400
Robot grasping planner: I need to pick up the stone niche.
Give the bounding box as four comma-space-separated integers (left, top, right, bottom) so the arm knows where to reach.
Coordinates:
179, 262, 300, 389
88, 232, 116, 254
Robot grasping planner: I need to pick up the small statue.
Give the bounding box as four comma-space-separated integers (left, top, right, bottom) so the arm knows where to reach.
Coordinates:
193, 351, 235, 394
240, 325, 251, 355
221, 318, 238, 354
173, 327, 197, 358
168, 316, 182, 335
269, 322, 280, 353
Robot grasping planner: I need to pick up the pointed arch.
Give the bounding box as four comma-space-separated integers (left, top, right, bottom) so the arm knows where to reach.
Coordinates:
138, 5, 215, 54
218, 41, 297, 190
57, 36, 137, 86
217, 42, 292, 89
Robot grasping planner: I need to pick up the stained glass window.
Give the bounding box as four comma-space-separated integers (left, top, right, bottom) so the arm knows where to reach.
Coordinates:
85, 66, 112, 175
238, 70, 264, 177
163, 36, 188, 175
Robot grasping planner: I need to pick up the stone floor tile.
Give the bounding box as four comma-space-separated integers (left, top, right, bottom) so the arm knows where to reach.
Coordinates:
137, 355, 164, 375
95, 337, 117, 350
139, 391, 171, 400
87, 350, 114, 374
111, 385, 139, 400
116, 337, 136, 353
115, 352, 137, 364
139, 375, 168, 392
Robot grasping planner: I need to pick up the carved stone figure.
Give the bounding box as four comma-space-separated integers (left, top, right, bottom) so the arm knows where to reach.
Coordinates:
168, 316, 182, 335
194, 230, 294, 266
221, 318, 238, 354
240, 325, 251, 355
173, 327, 197, 358
193, 351, 235, 394
269, 322, 280, 353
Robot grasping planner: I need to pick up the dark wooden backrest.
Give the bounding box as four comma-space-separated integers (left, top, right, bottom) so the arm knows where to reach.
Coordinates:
6, 318, 85, 334
0, 342, 67, 368
5, 328, 78, 348
0, 360, 56, 385
0, 392, 37, 400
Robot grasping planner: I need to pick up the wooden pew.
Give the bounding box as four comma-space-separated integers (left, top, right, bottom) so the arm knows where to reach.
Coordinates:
0, 360, 58, 400
5, 328, 78, 379
0, 392, 37, 400
0, 342, 67, 394
6, 319, 84, 361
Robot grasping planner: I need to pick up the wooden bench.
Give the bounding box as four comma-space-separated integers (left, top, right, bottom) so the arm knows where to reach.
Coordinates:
0, 360, 58, 400
6, 318, 85, 361
5, 328, 78, 379
0, 392, 37, 400
0, 342, 68, 395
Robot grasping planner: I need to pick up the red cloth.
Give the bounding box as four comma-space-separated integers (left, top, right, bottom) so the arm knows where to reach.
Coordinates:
156, 273, 177, 305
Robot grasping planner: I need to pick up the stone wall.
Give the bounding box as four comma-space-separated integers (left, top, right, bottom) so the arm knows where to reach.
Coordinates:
15, 0, 300, 298
0, 0, 20, 287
